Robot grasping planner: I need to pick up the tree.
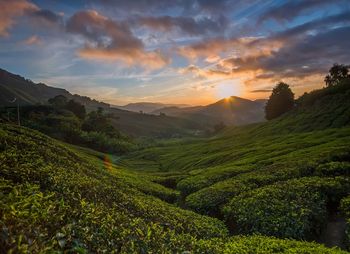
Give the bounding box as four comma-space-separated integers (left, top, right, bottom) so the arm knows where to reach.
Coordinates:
265, 82, 294, 120
324, 64, 350, 87
48, 95, 67, 107
65, 99, 86, 119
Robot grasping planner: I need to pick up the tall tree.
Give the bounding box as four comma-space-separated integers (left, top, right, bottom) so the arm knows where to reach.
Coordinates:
265, 82, 294, 120
48, 95, 67, 107
324, 64, 350, 87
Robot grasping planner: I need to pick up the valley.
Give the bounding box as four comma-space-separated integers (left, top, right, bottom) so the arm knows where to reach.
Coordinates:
1, 69, 350, 253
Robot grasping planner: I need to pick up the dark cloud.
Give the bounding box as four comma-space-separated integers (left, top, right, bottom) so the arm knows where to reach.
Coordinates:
258, 26, 350, 78
29, 9, 63, 26
183, 11, 350, 83
258, 0, 347, 23
137, 15, 227, 36
66, 10, 168, 69
92, 0, 231, 15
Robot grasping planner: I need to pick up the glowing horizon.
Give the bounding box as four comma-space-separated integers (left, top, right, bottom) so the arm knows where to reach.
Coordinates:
0, 0, 349, 106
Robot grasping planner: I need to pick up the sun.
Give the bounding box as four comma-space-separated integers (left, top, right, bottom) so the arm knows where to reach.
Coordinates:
215, 81, 242, 100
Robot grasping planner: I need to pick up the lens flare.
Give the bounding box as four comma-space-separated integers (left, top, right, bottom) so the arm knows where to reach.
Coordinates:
216, 80, 242, 99
103, 154, 113, 172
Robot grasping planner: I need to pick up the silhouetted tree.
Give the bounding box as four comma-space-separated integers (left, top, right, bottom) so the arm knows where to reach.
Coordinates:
66, 99, 86, 119
82, 108, 119, 137
265, 82, 294, 120
48, 95, 67, 107
324, 64, 350, 87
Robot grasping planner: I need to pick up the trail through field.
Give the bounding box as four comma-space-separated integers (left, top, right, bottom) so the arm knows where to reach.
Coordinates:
321, 211, 347, 249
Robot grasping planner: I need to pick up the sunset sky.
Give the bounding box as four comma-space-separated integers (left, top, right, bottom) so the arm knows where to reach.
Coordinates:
0, 0, 349, 105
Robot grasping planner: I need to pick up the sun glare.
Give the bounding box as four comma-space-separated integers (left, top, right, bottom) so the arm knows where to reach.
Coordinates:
216, 81, 242, 100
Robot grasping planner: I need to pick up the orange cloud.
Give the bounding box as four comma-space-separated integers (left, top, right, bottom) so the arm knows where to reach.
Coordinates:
67, 10, 169, 69
0, 0, 37, 37
78, 47, 169, 70
23, 35, 41, 45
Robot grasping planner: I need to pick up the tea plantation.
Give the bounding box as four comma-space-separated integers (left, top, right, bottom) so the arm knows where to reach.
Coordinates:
1, 82, 350, 252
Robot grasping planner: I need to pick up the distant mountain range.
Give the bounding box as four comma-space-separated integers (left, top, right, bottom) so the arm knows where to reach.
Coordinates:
115, 102, 189, 114
152, 96, 267, 126
0, 68, 267, 136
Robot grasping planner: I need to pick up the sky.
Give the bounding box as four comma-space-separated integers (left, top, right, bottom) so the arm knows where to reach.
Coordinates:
0, 0, 349, 105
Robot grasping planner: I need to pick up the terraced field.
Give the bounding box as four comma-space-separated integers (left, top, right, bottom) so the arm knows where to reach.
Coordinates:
1, 83, 350, 253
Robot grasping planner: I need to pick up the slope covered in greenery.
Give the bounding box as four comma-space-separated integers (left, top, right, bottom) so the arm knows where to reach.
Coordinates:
2, 124, 346, 253
1, 80, 350, 252
0, 68, 208, 138
120, 82, 350, 246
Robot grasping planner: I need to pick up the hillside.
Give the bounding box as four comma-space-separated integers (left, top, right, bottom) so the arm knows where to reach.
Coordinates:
119, 82, 350, 247
0, 69, 206, 138
0, 68, 109, 110
0, 123, 347, 253
107, 107, 206, 138
2, 72, 350, 252
152, 96, 266, 126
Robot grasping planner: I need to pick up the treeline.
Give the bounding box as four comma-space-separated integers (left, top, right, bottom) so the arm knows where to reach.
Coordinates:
0, 95, 135, 154
265, 64, 350, 120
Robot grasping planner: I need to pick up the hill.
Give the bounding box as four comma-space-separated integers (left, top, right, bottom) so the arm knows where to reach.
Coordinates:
0, 68, 109, 110
116, 102, 189, 113
120, 80, 350, 248
2, 72, 350, 252
0, 123, 346, 253
0, 68, 206, 138
152, 96, 266, 126
107, 107, 206, 138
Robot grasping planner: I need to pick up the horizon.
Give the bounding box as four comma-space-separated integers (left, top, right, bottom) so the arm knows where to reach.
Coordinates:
0, 0, 349, 105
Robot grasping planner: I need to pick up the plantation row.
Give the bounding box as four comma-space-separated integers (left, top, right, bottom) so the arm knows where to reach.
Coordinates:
2, 124, 349, 253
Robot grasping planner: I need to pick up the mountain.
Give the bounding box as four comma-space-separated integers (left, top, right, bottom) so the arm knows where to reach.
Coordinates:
152, 96, 267, 126
0, 68, 109, 110
0, 68, 206, 137
107, 107, 207, 138
116, 102, 189, 113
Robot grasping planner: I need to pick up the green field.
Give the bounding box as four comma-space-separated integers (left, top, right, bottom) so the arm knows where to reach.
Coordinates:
1, 82, 350, 253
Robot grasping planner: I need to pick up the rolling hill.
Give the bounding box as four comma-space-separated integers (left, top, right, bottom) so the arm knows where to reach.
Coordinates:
152, 96, 266, 126
0, 68, 109, 110
1, 78, 350, 252
119, 80, 350, 248
0, 111, 348, 252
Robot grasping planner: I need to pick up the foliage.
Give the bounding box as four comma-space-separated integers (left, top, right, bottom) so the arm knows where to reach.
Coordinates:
1, 101, 135, 155
122, 82, 350, 244
65, 99, 86, 119
324, 63, 350, 87
265, 82, 295, 120
0, 124, 229, 253
223, 177, 350, 239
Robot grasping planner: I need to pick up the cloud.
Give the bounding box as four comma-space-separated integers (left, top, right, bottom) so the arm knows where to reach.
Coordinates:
180, 11, 350, 85
0, 0, 37, 37
258, 0, 347, 23
137, 15, 227, 36
250, 89, 272, 93
88, 0, 232, 15
66, 10, 169, 69
23, 35, 41, 45
28, 9, 63, 27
